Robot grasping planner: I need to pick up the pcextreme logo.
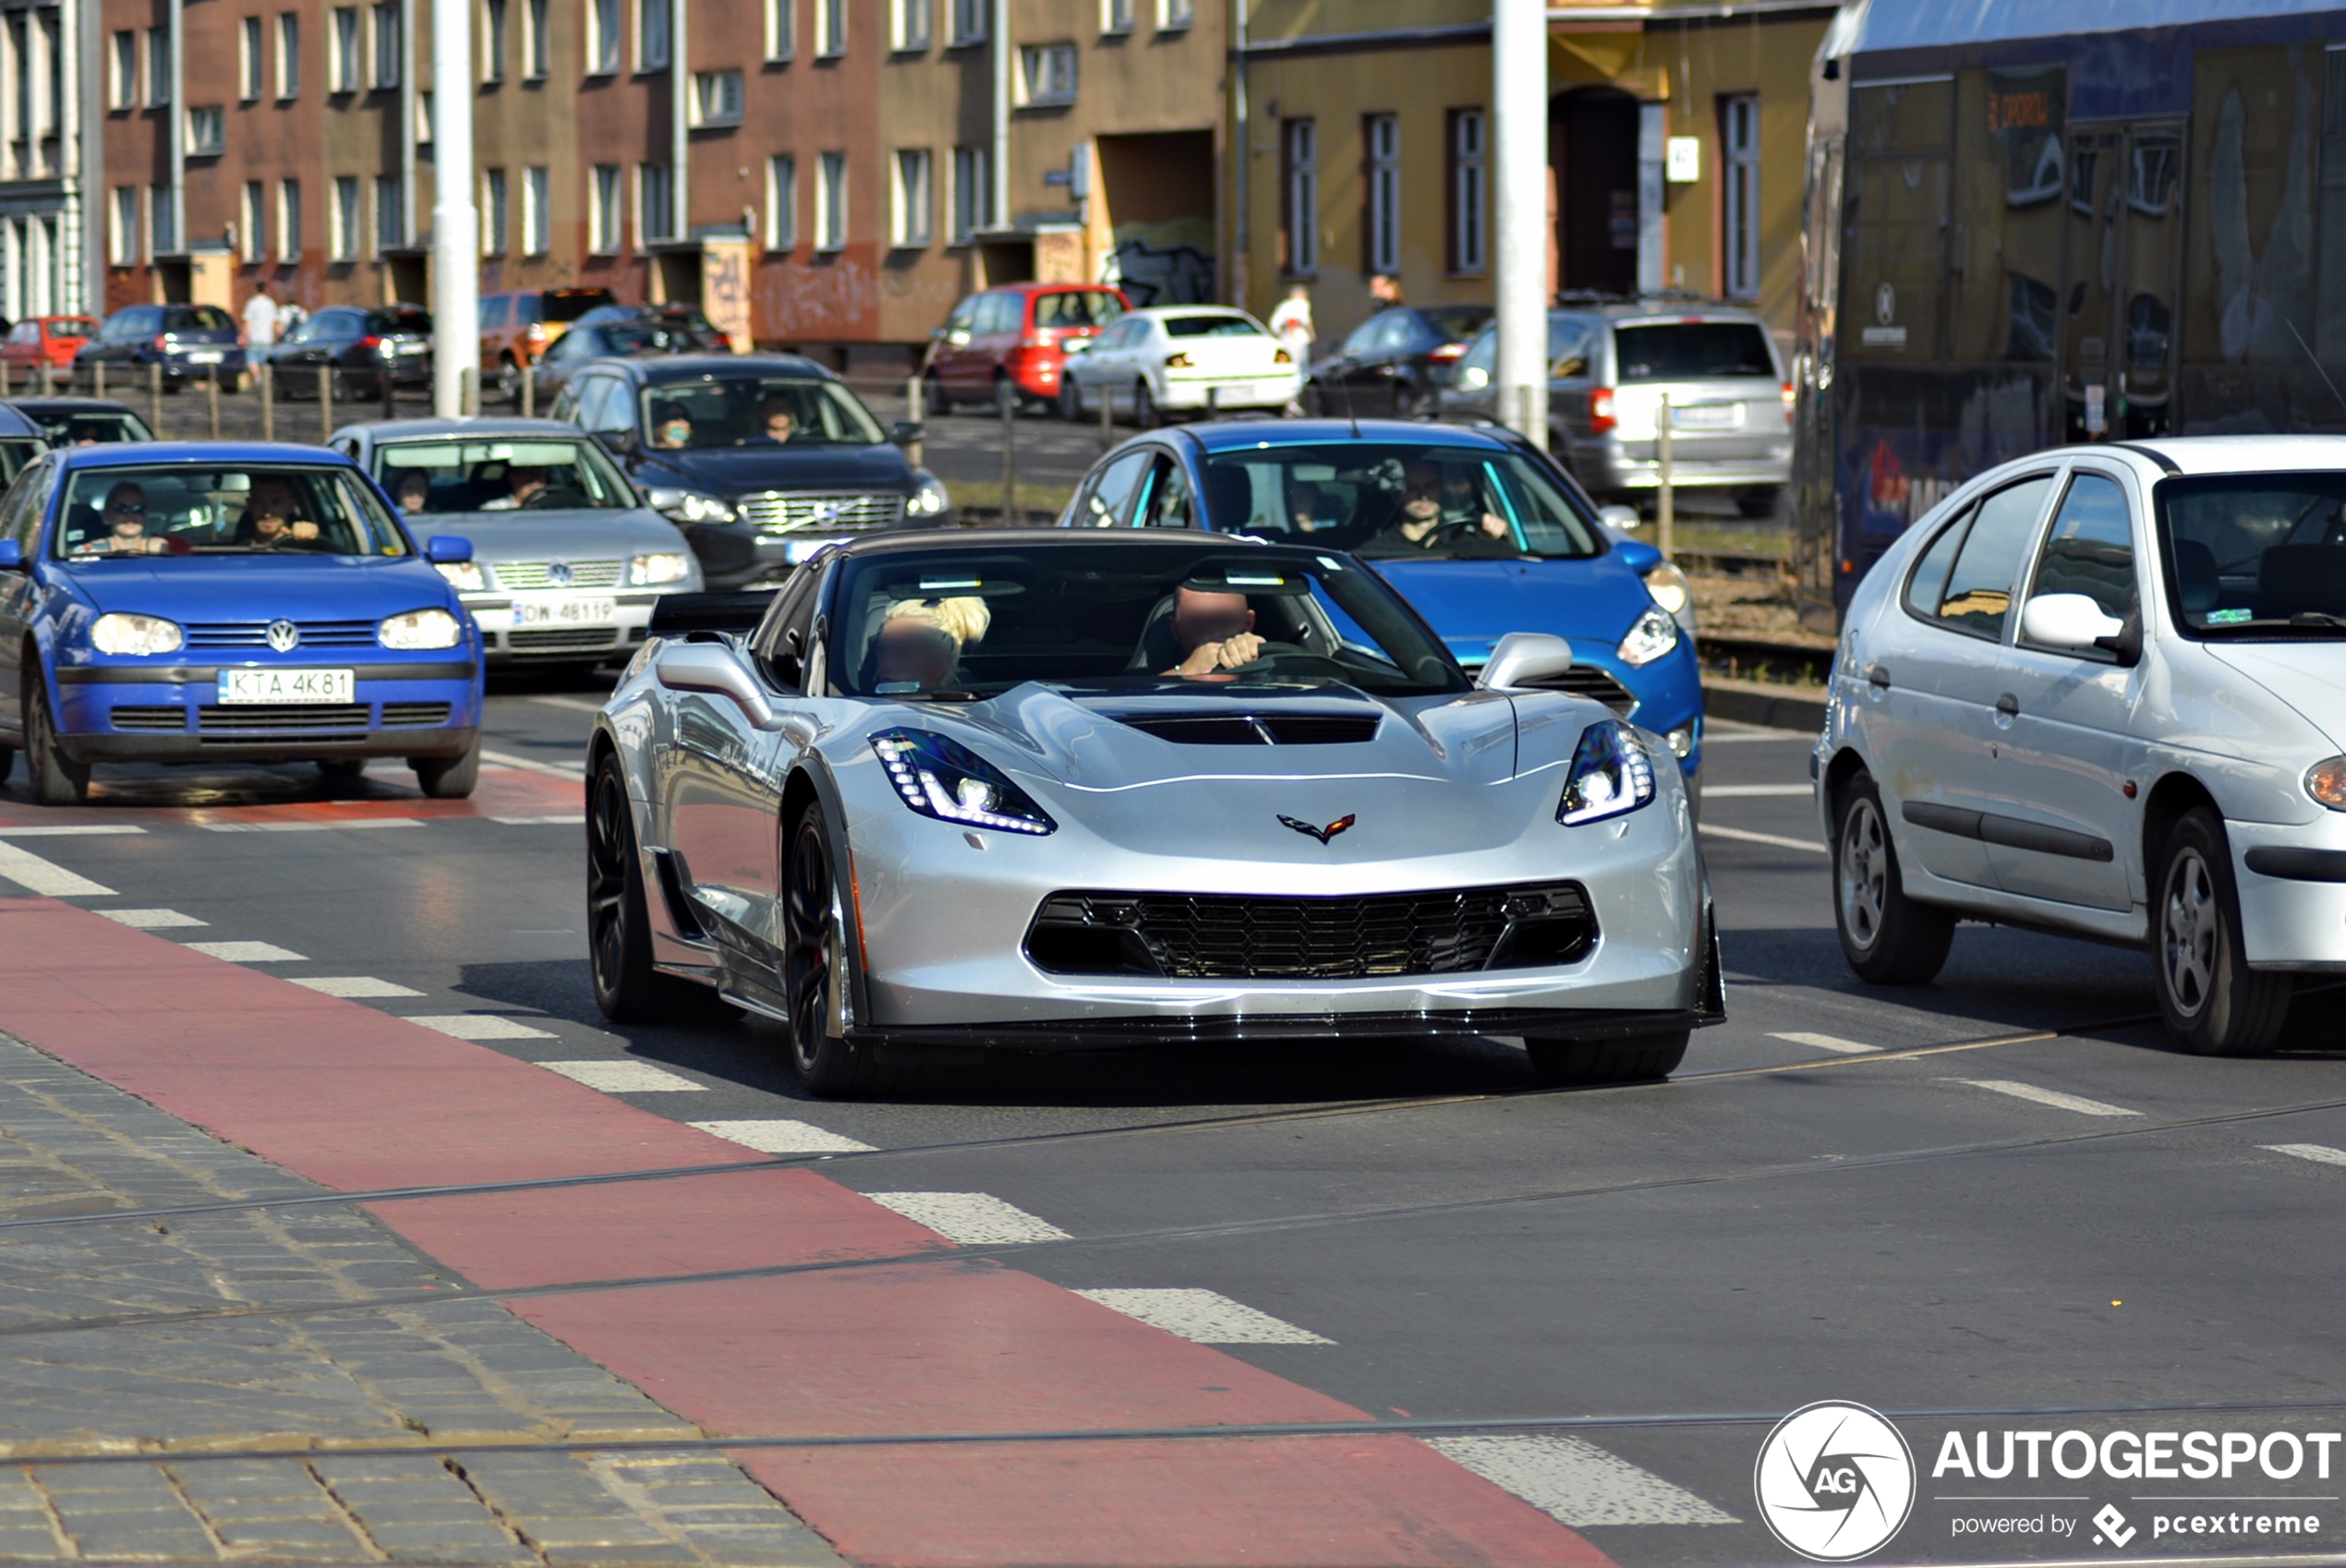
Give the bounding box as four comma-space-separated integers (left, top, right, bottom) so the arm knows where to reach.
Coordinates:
1755, 1401, 1918, 1562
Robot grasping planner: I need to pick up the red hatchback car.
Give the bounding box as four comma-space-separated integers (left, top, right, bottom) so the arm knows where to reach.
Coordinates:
2, 315, 100, 371
924, 283, 1128, 411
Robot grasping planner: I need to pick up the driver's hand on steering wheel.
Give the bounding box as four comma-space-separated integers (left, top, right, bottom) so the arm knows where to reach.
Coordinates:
1177, 631, 1265, 676
1478, 512, 1509, 539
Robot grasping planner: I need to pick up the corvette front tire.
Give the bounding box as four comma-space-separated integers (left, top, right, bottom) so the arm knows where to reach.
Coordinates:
586, 754, 714, 1023
783, 803, 893, 1097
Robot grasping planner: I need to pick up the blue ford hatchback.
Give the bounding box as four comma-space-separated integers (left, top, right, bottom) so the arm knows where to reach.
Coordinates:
1058, 417, 1706, 793
0, 442, 484, 803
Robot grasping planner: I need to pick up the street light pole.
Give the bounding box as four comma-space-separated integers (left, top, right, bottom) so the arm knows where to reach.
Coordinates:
1493, 0, 1548, 450
431, 0, 479, 416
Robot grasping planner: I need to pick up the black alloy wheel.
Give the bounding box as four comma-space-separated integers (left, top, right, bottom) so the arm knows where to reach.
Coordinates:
587, 754, 700, 1022
782, 805, 888, 1097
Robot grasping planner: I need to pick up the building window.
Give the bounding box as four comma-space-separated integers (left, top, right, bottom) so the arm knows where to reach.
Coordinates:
765, 154, 796, 250
482, 168, 508, 253
1721, 93, 1760, 300
1363, 112, 1399, 275
816, 0, 844, 56
950, 143, 990, 241
636, 0, 668, 69
186, 104, 225, 156
110, 30, 138, 109
417, 89, 434, 145
375, 174, 405, 249
238, 18, 264, 102
892, 149, 932, 247
526, 0, 550, 76
110, 187, 138, 265
587, 0, 621, 74
331, 175, 359, 259
1018, 43, 1077, 106
893, 0, 929, 51
331, 8, 360, 91
147, 28, 171, 105
482, 0, 506, 81
590, 164, 622, 251
1280, 117, 1316, 275
523, 166, 550, 252
948, 0, 985, 46
277, 178, 301, 259
1448, 107, 1486, 276
1158, 0, 1193, 29
816, 151, 846, 250
691, 69, 743, 126
370, 3, 400, 87
1101, 0, 1132, 34
240, 181, 267, 261
637, 163, 671, 244
766, 0, 794, 60
151, 184, 177, 254
276, 14, 299, 97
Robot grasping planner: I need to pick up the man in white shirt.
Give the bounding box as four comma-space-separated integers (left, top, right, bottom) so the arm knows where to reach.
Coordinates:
241, 281, 281, 354
1267, 283, 1314, 364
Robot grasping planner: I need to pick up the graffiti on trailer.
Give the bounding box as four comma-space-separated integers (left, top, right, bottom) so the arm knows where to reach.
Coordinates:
701, 243, 753, 352
1106, 239, 1215, 308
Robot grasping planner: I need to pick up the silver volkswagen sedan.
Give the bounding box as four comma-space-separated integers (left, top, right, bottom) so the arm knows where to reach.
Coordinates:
332, 417, 703, 668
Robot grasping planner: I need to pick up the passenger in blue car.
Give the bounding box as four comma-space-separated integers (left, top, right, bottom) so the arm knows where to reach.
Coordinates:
68, 482, 174, 556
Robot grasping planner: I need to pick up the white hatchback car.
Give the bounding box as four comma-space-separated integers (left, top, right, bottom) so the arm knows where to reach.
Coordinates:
1057, 306, 1302, 427
1816, 436, 2346, 1055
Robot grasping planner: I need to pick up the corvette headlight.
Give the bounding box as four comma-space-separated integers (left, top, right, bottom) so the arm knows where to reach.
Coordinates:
871, 729, 1056, 836
1641, 559, 1692, 617
435, 560, 486, 592
1557, 720, 1656, 826
91, 612, 184, 656
1615, 604, 1681, 667
629, 551, 692, 585
907, 471, 950, 518
646, 488, 737, 525
2309, 756, 2346, 810
379, 608, 464, 650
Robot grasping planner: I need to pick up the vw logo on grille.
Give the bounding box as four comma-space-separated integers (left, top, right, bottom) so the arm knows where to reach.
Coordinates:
264, 619, 301, 652
547, 561, 574, 587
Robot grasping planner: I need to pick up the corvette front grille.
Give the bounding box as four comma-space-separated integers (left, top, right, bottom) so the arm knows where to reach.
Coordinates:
1518, 663, 1639, 718
737, 491, 903, 533
1023, 882, 1596, 981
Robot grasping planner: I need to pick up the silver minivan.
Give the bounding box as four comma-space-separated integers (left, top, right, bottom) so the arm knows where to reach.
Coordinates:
1440, 301, 1792, 517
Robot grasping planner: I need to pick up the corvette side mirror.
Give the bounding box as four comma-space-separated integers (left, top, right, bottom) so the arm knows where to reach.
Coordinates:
1479, 632, 1576, 689
656, 641, 780, 730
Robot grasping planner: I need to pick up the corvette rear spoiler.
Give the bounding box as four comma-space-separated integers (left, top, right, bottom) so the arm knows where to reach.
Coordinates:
647, 590, 778, 636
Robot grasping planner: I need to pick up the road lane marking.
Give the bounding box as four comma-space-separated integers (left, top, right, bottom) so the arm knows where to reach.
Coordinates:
690, 1119, 877, 1153
1701, 730, 1815, 744
1698, 824, 1828, 854
1072, 1288, 1334, 1345
2265, 1143, 2346, 1167
482, 749, 587, 778
0, 825, 147, 837
1948, 1079, 2141, 1117
403, 1014, 559, 1042
0, 841, 115, 897
1770, 1031, 1880, 1055
492, 815, 587, 826
526, 695, 610, 714
182, 940, 306, 962
202, 819, 424, 833
292, 976, 426, 999
1422, 1434, 1739, 1526
865, 1191, 1070, 1245
535, 1057, 701, 1089
1703, 784, 1814, 798
97, 909, 208, 929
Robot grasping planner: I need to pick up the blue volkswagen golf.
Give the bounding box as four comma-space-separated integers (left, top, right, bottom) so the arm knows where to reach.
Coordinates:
0, 442, 485, 804
1058, 418, 1707, 796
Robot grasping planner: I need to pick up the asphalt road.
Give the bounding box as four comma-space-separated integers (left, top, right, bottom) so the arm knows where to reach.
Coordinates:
6, 685, 2345, 1567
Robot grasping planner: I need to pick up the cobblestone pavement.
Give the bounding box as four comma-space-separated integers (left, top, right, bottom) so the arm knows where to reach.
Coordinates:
0, 1032, 843, 1567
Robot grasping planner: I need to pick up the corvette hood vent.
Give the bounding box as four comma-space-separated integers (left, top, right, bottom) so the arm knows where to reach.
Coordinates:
1108, 710, 1382, 745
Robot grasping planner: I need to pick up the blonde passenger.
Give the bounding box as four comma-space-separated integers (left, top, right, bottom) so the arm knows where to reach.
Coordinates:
874, 596, 990, 692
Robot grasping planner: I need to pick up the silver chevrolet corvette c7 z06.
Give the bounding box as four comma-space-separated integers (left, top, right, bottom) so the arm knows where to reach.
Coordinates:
586, 529, 1722, 1095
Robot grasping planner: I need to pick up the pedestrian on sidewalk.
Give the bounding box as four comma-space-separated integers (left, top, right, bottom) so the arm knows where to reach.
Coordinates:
241, 279, 281, 355
1369, 271, 1406, 309
1268, 283, 1315, 365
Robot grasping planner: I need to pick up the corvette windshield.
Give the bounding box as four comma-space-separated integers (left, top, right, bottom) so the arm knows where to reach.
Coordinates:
52, 465, 410, 559
829, 544, 1469, 699
1194, 444, 1605, 561
2159, 473, 2346, 637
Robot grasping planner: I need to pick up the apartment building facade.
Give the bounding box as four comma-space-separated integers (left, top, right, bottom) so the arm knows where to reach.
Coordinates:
1, 0, 97, 320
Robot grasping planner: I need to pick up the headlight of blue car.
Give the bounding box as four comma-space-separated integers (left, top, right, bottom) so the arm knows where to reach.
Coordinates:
907, 471, 951, 518
379, 608, 465, 650
90, 613, 184, 656
871, 729, 1057, 836
647, 488, 737, 525
1557, 720, 1656, 826
1614, 605, 1681, 667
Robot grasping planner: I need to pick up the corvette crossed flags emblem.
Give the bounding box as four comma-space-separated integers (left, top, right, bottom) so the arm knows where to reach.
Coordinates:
1277, 814, 1356, 845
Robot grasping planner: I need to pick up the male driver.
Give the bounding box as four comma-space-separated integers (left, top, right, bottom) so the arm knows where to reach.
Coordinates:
72, 482, 169, 555
758, 394, 797, 443
1355, 460, 1516, 559
1163, 586, 1266, 678
240, 475, 324, 548
479, 464, 549, 510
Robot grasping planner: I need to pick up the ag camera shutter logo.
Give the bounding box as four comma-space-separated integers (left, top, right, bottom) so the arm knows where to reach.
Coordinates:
1754, 1401, 1917, 1561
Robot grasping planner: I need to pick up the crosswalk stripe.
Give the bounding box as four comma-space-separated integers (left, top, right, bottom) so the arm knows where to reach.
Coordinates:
405, 1014, 560, 1042
2265, 1143, 2346, 1167
97, 909, 208, 929
865, 1191, 1070, 1245
1699, 824, 1828, 855
291, 976, 426, 998
1423, 1433, 1739, 1527
0, 825, 147, 837
183, 940, 306, 962
1948, 1079, 2140, 1117
492, 814, 587, 826
691, 1118, 877, 1153
1073, 1288, 1333, 1345
482, 749, 587, 778
0, 840, 115, 897
535, 1057, 702, 1090
202, 819, 424, 833
1770, 1031, 1880, 1055
1703, 784, 1814, 798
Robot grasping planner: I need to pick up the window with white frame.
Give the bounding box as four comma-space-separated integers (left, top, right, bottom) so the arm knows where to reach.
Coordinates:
765, 154, 796, 249
239, 18, 263, 101
1280, 117, 1316, 275
892, 0, 929, 51
375, 174, 404, 248
949, 143, 990, 242
331, 175, 360, 259
482, 0, 506, 80
1158, 0, 1193, 29
766, 0, 794, 60
816, 0, 844, 56
891, 149, 932, 247
110, 30, 137, 108
948, 0, 984, 45
1363, 112, 1399, 275
816, 151, 846, 250
636, 0, 668, 69
110, 187, 138, 265
240, 181, 267, 261
482, 168, 508, 254
1721, 93, 1760, 300
417, 90, 434, 144
590, 164, 622, 251
151, 184, 177, 254
1018, 43, 1076, 105
370, 2, 399, 87
1101, 0, 1132, 34
1448, 107, 1485, 275
524, 166, 550, 253
277, 178, 301, 259
526, 0, 549, 76
331, 8, 359, 90
637, 163, 671, 244
276, 14, 299, 96
691, 69, 742, 126
587, 0, 621, 74
186, 104, 224, 156
147, 28, 171, 104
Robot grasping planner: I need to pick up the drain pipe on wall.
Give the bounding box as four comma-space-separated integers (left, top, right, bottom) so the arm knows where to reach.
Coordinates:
992, 0, 1010, 244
